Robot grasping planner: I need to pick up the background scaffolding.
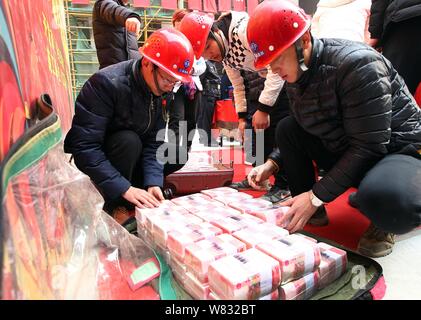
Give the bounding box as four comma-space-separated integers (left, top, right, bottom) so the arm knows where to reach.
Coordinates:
64, 0, 317, 98
64, 0, 178, 98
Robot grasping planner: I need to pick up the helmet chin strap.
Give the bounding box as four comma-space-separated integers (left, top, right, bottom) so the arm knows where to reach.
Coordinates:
294, 40, 308, 72
153, 65, 165, 96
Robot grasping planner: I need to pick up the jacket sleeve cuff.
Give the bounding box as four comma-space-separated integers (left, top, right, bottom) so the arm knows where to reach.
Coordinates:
143, 174, 163, 189
312, 181, 337, 203
127, 12, 141, 23
267, 159, 279, 173
104, 178, 131, 200
267, 149, 282, 169
238, 112, 248, 119
257, 102, 273, 114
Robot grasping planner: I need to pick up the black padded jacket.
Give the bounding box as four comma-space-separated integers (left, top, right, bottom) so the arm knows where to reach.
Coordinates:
93, 0, 141, 69
369, 0, 421, 41
269, 37, 421, 202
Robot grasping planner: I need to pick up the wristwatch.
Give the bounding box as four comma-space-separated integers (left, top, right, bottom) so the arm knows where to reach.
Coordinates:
309, 190, 324, 207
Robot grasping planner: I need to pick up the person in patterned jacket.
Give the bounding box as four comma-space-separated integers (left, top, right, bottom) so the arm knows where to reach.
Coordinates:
178, 11, 300, 207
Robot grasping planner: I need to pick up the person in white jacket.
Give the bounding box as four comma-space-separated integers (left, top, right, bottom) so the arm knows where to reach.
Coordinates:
179, 11, 293, 204
311, 0, 372, 43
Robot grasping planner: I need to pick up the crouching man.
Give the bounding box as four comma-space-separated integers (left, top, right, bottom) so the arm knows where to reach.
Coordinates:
64, 29, 194, 224
246, 0, 421, 257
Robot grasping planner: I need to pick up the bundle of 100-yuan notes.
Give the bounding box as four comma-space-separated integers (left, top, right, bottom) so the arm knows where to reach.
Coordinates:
257, 235, 322, 284
184, 234, 247, 283
279, 271, 320, 300
200, 187, 239, 198
212, 192, 254, 205
209, 213, 265, 234
232, 223, 289, 249
317, 242, 348, 289
250, 205, 291, 228
177, 152, 218, 172
171, 194, 226, 214
192, 206, 242, 221
171, 193, 212, 205
184, 271, 211, 300
209, 289, 279, 300
167, 222, 223, 261
208, 248, 282, 300
228, 198, 273, 214
134, 188, 347, 300
136, 204, 190, 231
169, 254, 187, 285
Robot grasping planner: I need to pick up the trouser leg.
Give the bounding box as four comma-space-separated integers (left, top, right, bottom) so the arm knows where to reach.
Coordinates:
276, 116, 341, 196
197, 94, 217, 146
265, 87, 291, 189
168, 88, 186, 147
103, 130, 142, 213
355, 152, 421, 234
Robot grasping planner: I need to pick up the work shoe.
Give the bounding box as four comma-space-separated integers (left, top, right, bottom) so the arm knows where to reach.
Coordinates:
229, 178, 252, 190
260, 185, 291, 203
358, 223, 395, 258
348, 192, 359, 209
307, 205, 329, 226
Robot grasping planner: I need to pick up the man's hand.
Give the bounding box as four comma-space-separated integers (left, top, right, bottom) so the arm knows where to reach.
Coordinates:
122, 186, 161, 208
368, 38, 382, 52
252, 110, 270, 130
125, 17, 141, 38
238, 118, 247, 142
247, 161, 276, 190
278, 191, 318, 233
368, 38, 379, 48
148, 186, 165, 201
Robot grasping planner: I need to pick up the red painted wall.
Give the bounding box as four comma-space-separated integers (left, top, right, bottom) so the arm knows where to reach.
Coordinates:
0, 0, 74, 161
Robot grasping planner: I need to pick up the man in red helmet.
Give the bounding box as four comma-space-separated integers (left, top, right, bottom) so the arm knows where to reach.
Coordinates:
246, 0, 421, 257
64, 28, 194, 226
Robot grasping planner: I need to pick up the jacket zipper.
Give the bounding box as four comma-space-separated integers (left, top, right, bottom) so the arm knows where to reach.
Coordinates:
142, 96, 153, 135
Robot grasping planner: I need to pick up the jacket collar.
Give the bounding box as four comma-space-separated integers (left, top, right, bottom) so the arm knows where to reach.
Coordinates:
294, 36, 324, 88
131, 58, 153, 98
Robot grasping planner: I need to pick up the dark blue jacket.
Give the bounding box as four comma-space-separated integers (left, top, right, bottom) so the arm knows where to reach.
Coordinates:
64, 59, 166, 200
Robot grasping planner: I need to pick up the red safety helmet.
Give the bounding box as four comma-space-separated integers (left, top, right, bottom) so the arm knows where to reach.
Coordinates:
139, 28, 194, 82
179, 11, 214, 59
247, 0, 311, 69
